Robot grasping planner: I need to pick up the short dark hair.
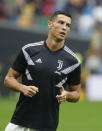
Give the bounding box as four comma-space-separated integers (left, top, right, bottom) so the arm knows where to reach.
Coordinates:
49, 10, 72, 21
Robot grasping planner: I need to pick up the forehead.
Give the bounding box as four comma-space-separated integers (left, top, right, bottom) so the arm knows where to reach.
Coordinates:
55, 14, 71, 23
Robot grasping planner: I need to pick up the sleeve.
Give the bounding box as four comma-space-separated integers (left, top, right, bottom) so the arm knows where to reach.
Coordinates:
67, 64, 81, 85
12, 49, 27, 74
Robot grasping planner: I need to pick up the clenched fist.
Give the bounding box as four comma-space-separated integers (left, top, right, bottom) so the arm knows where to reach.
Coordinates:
22, 85, 39, 98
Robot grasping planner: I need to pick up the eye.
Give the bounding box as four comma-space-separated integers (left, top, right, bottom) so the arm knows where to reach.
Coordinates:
66, 23, 71, 28
58, 20, 64, 24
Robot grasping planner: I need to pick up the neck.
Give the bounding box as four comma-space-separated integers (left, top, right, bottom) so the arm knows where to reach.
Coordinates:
46, 35, 65, 51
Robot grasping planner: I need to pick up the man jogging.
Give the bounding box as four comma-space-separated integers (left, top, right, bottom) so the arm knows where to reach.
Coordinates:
4, 10, 81, 131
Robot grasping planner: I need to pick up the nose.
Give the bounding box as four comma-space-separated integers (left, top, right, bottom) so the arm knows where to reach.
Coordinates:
62, 24, 67, 30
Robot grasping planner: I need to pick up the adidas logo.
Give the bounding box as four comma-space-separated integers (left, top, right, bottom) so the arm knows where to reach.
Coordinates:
35, 58, 42, 63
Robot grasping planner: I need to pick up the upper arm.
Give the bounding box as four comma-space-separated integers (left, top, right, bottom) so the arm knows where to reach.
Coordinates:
66, 64, 81, 93
4, 49, 27, 83
12, 49, 27, 74
67, 65, 81, 85
6, 68, 21, 79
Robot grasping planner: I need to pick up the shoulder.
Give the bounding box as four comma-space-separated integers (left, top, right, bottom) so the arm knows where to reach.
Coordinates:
63, 45, 80, 64
22, 41, 44, 51
21, 41, 44, 56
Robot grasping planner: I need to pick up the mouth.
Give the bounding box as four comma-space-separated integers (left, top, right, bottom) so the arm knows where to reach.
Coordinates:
59, 32, 66, 36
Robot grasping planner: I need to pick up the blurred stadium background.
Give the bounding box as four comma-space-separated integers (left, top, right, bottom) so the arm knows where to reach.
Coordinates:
0, 0, 102, 131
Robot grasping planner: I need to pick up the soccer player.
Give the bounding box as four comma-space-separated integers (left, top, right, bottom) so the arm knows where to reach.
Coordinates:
4, 10, 81, 131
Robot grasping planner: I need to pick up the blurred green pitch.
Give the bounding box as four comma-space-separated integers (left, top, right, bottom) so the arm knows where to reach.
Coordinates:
0, 97, 102, 131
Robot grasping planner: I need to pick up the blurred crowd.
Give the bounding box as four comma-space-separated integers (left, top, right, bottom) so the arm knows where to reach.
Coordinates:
0, 0, 102, 35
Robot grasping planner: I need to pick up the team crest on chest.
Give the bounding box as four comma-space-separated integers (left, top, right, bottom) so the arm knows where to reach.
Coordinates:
57, 60, 63, 70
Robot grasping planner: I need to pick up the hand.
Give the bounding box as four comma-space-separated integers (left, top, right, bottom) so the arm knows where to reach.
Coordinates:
56, 86, 67, 104
22, 85, 39, 98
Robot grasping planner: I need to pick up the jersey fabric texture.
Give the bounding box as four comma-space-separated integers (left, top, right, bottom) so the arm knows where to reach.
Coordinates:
11, 41, 81, 130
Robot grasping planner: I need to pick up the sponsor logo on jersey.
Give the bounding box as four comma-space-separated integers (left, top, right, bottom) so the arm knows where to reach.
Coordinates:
35, 58, 42, 63
54, 71, 61, 75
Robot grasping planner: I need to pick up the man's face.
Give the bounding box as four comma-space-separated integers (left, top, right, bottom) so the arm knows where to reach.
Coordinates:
48, 14, 71, 41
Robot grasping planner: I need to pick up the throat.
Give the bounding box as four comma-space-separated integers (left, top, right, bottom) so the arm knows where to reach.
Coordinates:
46, 39, 64, 51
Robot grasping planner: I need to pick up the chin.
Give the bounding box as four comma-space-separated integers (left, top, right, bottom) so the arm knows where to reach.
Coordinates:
57, 37, 65, 41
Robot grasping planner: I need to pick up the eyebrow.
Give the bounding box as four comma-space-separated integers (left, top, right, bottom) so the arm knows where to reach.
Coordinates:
58, 20, 71, 25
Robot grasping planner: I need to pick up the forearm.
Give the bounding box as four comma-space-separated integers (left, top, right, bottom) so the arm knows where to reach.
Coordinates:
4, 76, 24, 93
66, 90, 80, 102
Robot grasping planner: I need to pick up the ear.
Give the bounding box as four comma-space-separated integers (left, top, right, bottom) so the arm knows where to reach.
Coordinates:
48, 20, 52, 29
